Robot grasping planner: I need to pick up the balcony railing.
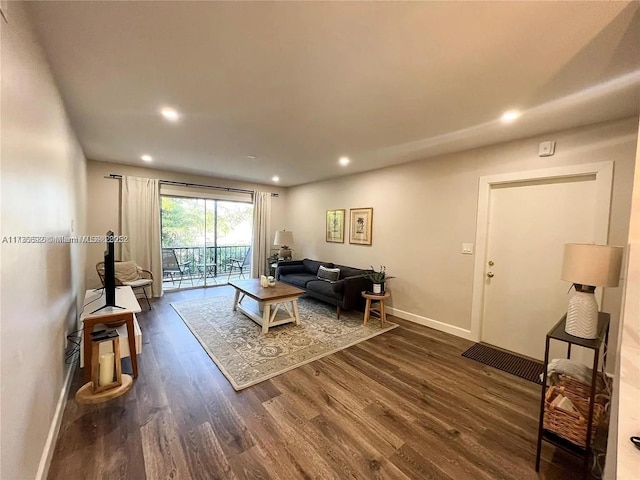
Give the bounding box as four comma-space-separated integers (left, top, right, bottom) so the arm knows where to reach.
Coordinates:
162, 245, 250, 285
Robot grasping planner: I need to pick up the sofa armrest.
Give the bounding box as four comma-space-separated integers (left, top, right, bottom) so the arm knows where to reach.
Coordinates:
331, 279, 345, 293
341, 274, 369, 310
276, 261, 305, 279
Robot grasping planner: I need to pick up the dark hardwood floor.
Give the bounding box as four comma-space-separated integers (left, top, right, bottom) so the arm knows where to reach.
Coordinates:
49, 286, 587, 479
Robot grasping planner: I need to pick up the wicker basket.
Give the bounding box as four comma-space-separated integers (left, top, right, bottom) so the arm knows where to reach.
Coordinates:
543, 375, 604, 448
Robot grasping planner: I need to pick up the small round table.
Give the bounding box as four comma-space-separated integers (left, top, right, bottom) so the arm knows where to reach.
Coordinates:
362, 291, 391, 326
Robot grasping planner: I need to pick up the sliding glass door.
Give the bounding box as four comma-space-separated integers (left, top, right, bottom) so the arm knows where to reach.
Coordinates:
161, 196, 252, 290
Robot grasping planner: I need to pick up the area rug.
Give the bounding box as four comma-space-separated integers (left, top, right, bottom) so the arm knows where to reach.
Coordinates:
171, 295, 398, 390
462, 343, 543, 384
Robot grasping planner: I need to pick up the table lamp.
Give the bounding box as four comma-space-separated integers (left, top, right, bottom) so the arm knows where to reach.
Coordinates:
561, 243, 623, 339
274, 230, 294, 260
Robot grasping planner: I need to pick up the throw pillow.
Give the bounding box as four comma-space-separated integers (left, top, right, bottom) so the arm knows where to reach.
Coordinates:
317, 265, 340, 282
114, 261, 139, 282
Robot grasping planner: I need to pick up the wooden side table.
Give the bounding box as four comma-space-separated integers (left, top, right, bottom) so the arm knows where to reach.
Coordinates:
82, 312, 138, 382
362, 291, 391, 326
80, 286, 142, 383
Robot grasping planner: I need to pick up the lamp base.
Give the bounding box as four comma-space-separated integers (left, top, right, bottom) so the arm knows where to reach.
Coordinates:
564, 289, 598, 339
278, 247, 292, 260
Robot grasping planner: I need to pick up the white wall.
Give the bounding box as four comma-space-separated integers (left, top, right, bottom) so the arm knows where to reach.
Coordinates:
288, 117, 637, 346
84, 160, 288, 289
605, 118, 640, 479
0, 3, 87, 479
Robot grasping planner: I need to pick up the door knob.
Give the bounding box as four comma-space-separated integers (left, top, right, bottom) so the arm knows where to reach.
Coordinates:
487, 272, 494, 278
488, 261, 494, 266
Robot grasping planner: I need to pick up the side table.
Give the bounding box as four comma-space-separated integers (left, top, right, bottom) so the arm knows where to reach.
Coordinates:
81, 286, 142, 382
362, 291, 391, 326
535, 312, 610, 478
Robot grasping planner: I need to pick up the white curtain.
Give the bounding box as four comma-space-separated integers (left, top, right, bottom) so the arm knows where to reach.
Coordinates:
121, 176, 163, 296
251, 191, 271, 278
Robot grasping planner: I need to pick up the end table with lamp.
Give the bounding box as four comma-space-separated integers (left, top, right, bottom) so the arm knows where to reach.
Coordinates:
274, 230, 294, 261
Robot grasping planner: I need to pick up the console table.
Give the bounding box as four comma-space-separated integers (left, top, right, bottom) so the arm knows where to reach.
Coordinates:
80, 286, 142, 382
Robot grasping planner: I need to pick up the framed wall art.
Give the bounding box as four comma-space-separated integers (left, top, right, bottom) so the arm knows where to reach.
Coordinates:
349, 208, 373, 245
326, 209, 345, 243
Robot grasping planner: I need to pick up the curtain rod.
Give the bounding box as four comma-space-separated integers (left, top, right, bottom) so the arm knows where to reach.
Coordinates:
106, 174, 279, 197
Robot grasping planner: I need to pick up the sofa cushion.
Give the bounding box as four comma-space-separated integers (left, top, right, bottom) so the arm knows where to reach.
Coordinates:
306, 280, 343, 300
335, 265, 368, 279
302, 259, 334, 275
276, 263, 306, 276
279, 273, 317, 289
317, 265, 340, 282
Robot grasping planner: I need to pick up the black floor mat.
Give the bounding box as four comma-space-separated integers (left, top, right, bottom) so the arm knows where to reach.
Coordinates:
462, 343, 543, 384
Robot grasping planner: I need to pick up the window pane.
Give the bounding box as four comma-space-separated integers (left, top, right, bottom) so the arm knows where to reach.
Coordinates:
161, 197, 205, 248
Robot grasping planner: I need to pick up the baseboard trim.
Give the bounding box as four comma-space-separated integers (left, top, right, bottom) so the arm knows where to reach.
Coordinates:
386, 306, 474, 341
35, 363, 75, 480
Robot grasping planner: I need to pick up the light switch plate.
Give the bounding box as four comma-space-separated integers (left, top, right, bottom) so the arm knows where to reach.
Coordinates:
462, 243, 474, 255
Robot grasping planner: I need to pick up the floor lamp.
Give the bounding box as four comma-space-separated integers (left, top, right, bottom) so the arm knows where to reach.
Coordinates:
561, 243, 623, 339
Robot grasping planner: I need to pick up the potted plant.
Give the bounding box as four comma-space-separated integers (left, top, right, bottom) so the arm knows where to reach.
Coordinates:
365, 265, 386, 294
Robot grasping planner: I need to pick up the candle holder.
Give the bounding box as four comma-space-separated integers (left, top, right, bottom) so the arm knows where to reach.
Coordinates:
90, 329, 122, 393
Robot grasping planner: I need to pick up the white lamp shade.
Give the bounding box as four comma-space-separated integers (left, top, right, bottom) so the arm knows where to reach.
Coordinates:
274, 230, 294, 247
561, 243, 623, 287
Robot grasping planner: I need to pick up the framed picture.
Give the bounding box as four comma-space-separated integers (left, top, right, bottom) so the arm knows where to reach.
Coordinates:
326, 209, 345, 243
349, 208, 373, 245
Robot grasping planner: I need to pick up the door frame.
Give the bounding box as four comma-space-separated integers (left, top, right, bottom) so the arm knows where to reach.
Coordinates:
469, 161, 614, 342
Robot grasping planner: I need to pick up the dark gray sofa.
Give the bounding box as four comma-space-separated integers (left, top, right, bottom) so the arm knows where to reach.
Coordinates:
275, 259, 372, 318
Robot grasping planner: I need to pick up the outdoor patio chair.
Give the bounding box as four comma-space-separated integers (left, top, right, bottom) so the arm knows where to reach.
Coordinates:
162, 249, 193, 288
97, 260, 153, 310
227, 247, 251, 281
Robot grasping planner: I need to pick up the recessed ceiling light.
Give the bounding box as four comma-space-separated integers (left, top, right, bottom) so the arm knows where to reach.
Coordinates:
160, 107, 180, 122
339, 156, 350, 166
247, 155, 257, 159
272, 176, 280, 182
141, 154, 153, 162
501, 110, 521, 123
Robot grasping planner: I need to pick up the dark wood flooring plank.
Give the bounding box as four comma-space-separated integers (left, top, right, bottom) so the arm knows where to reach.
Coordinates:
182, 421, 238, 480
388, 443, 456, 480
228, 445, 274, 480
277, 364, 405, 454
261, 396, 358, 479
227, 387, 324, 480
309, 413, 412, 480
139, 408, 191, 480
182, 351, 257, 456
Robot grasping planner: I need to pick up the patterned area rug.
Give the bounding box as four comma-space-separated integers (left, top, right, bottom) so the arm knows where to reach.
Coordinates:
171, 295, 398, 390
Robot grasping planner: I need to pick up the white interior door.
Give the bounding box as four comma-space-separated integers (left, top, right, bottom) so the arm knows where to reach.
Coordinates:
481, 176, 600, 360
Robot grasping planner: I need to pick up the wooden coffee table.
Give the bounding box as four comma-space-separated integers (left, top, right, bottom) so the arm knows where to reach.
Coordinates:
229, 279, 305, 333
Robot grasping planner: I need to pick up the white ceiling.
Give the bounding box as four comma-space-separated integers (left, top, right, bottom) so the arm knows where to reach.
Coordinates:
26, 1, 640, 187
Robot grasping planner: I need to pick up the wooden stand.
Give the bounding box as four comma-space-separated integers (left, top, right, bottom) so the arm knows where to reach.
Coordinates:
90, 331, 122, 393
362, 291, 391, 326
80, 286, 142, 382
75, 375, 133, 404
83, 311, 139, 382
76, 329, 133, 404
